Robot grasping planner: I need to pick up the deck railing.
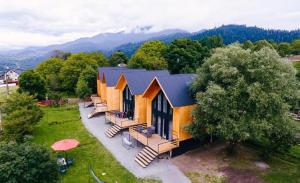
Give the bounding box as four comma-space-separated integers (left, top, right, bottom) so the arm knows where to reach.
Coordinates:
129, 124, 148, 145
157, 130, 179, 154
105, 111, 139, 128
129, 125, 179, 154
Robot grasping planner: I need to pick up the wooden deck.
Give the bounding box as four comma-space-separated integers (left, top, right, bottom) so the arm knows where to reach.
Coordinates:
129, 127, 179, 154
91, 95, 105, 106
88, 104, 109, 118
105, 111, 140, 128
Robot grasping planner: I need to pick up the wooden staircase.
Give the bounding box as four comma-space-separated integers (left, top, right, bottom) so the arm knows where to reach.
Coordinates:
85, 101, 94, 108
88, 110, 97, 119
135, 146, 158, 168
105, 124, 122, 138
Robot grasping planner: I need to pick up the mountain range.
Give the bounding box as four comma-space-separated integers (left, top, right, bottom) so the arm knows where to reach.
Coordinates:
0, 24, 299, 70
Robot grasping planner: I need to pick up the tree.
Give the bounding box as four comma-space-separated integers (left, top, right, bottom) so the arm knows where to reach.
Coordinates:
291, 39, 300, 55
128, 41, 168, 70
88, 51, 109, 66
59, 53, 98, 94
36, 57, 64, 94
108, 51, 129, 66
0, 143, 58, 183
293, 61, 300, 82
164, 39, 210, 74
189, 45, 299, 154
242, 40, 254, 50
277, 42, 291, 57
18, 70, 47, 100
51, 50, 71, 60
76, 75, 92, 102
80, 66, 97, 93
0, 93, 43, 142
253, 40, 274, 51
200, 35, 224, 49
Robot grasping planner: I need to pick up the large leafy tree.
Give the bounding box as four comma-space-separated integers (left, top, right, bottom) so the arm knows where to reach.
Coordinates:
18, 70, 47, 100
76, 75, 92, 101
128, 41, 168, 70
79, 66, 97, 93
88, 51, 109, 66
164, 39, 210, 74
253, 40, 274, 51
0, 143, 58, 183
36, 57, 64, 93
59, 53, 98, 93
108, 51, 128, 66
189, 45, 299, 153
277, 42, 291, 57
242, 40, 254, 50
0, 93, 43, 142
199, 35, 224, 49
291, 39, 300, 55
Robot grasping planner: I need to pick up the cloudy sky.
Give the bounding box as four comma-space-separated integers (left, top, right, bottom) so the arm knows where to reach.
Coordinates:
0, 0, 299, 50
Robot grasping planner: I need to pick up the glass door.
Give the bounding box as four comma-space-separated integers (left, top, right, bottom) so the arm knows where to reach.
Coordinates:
123, 85, 134, 119
152, 91, 173, 140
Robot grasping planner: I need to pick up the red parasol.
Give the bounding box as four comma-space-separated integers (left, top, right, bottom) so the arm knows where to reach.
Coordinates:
51, 139, 80, 151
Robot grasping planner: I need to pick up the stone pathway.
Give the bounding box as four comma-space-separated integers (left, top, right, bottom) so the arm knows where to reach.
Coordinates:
79, 103, 191, 183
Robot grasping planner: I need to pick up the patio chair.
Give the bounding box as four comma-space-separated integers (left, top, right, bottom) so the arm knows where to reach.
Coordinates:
58, 165, 67, 174
122, 132, 134, 149
143, 126, 155, 138
136, 125, 144, 133
67, 157, 74, 166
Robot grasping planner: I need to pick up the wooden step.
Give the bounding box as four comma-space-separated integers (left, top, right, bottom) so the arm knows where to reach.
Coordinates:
138, 151, 152, 163
135, 154, 149, 166
137, 153, 151, 164
144, 146, 158, 156
105, 125, 121, 138
134, 157, 147, 168
141, 149, 156, 160
135, 146, 159, 168
105, 130, 114, 138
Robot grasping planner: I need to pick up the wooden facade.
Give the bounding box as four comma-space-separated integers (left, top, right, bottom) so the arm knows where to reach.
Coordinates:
143, 78, 195, 142
115, 74, 147, 123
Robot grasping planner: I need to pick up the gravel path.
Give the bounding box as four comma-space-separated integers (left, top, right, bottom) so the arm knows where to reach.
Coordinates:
79, 103, 191, 183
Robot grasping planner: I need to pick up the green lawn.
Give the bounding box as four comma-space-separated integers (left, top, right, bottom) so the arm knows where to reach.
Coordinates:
33, 106, 160, 183
261, 145, 300, 183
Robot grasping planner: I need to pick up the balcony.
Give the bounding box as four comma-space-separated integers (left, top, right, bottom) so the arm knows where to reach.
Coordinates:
105, 111, 140, 128
129, 126, 179, 154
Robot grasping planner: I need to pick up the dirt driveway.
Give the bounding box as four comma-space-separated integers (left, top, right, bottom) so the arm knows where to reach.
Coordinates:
172, 143, 266, 183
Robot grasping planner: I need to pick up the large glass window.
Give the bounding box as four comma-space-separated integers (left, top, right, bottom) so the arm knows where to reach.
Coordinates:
151, 91, 173, 140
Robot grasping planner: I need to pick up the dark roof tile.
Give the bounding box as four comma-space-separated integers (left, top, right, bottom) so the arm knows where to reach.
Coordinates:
155, 74, 196, 107
123, 70, 169, 95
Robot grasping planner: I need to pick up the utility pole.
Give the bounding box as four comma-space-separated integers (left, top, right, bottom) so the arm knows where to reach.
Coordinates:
4, 66, 9, 98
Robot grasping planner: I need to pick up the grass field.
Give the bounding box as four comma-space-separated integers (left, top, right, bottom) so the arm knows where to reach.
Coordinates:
33, 106, 160, 183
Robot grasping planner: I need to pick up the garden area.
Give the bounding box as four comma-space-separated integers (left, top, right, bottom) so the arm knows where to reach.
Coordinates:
32, 106, 160, 183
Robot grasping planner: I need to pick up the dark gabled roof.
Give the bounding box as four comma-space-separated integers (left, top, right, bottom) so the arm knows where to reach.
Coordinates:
104, 69, 146, 87
155, 74, 196, 107
98, 67, 127, 80
123, 70, 169, 95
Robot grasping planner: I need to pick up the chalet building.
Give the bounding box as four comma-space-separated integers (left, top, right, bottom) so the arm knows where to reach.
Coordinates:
90, 67, 197, 168
89, 68, 145, 118
104, 70, 169, 137
129, 74, 196, 167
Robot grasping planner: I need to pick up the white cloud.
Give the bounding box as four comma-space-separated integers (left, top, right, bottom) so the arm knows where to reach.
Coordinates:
0, 0, 299, 49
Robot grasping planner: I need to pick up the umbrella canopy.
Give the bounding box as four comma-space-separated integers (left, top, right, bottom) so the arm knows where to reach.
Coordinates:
51, 139, 80, 151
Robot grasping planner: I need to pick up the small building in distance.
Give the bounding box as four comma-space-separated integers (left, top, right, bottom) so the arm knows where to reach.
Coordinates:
0, 69, 20, 84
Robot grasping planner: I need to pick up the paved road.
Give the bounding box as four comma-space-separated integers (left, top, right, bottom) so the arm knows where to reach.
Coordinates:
79, 103, 191, 183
